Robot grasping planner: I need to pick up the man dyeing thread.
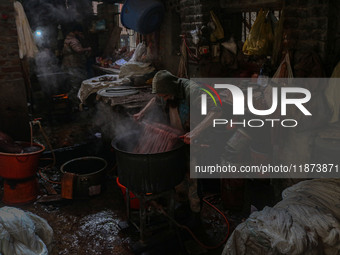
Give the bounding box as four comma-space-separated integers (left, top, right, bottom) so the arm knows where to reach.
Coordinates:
134, 70, 221, 214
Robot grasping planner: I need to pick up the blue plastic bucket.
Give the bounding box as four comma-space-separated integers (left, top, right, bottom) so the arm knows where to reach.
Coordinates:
121, 0, 165, 34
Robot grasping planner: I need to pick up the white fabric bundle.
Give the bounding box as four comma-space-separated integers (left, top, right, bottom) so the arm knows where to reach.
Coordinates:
0, 207, 53, 255
223, 179, 340, 255
13, 1, 38, 59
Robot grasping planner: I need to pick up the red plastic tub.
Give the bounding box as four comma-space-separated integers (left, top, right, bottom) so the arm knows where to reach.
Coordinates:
2, 177, 39, 205
116, 177, 140, 210
0, 142, 45, 179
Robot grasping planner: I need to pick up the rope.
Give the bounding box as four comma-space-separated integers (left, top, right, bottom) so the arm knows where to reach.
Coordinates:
32, 120, 61, 185
37, 121, 56, 168
29, 121, 33, 146
39, 168, 62, 185
183, 36, 200, 62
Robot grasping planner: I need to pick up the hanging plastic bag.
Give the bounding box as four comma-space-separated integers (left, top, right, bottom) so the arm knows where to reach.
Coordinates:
129, 42, 147, 63
209, 11, 224, 43
242, 9, 274, 56
264, 52, 293, 147
270, 51, 294, 86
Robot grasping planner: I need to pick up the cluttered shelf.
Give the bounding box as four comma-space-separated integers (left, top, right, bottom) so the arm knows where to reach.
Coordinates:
87, 44, 157, 111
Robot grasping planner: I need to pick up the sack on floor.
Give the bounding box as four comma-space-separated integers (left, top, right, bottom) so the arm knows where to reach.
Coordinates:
222, 179, 340, 255
0, 206, 53, 255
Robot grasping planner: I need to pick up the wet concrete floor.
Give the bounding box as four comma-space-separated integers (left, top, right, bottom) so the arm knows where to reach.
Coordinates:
0, 172, 233, 255
0, 109, 238, 255
0, 175, 137, 255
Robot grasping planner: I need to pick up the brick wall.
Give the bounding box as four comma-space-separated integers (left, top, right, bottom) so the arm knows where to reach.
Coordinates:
283, 0, 329, 63
159, 0, 240, 77
180, 0, 204, 34
161, 0, 339, 76
158, 1, 181, 74
178, 0, 222, 77
180, 0, 220, 35
0, 2, 23, 82
0, 0, 30, 140
326, 0, 340, 75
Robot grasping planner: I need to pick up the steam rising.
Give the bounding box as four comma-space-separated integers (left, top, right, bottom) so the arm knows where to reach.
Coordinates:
23, 0, 92, 28
93, 99, 169, 151
142, 98, 168, 125
35, 49, 66, 95
22, 0, 93, 96
93, 102, 141, 142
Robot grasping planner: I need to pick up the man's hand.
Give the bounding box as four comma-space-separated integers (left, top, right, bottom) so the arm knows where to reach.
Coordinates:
133, 97, 156, 121
133, 112, 144, 121
179, 132, 193, 144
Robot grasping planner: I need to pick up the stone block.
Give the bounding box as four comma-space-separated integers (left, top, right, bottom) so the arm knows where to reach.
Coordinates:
310, 30, 327, 41
188, 5, 203, 16
285, 0, 299, 7
1, 66, 22, 73
0, 36, 18, 44
283, 17, 300, 29
285, 8, 308, 18
287, 30, 302, 40
180, 0, 192, 7
297, 0, 320, 5
308, 5, 329, 17
10, 72, 24, 79
0, 79, 29, 141
315, 17, 328, 30
299, 18, 327, 31
8, 58, 21, 67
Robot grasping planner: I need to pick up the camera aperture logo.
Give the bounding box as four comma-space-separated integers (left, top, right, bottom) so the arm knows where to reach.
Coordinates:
200, 84, 312, 128
199, 83, 223, 115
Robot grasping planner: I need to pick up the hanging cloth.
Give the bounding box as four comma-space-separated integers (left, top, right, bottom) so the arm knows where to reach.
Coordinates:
13, 1, 38, 59
177, 37, 188, 78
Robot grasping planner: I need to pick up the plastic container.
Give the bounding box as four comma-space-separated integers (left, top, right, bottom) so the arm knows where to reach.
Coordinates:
116, 177, 140, 210
121, 0, 165, 34
0, 142, 45, 179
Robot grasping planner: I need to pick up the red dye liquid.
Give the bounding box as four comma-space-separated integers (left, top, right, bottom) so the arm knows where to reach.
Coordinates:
134, 122, 183, 154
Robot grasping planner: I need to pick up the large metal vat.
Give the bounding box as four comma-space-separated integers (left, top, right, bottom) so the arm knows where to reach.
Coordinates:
112, 132, 185, 194
60, 156, 107, 199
